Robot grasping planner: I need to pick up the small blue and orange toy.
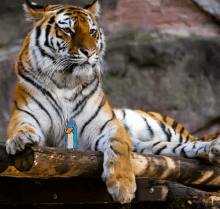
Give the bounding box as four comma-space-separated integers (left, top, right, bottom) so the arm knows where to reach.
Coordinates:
66, 121, 77, 150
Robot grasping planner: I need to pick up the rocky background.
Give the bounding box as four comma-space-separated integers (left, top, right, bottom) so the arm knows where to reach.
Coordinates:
0, 0, 220, 143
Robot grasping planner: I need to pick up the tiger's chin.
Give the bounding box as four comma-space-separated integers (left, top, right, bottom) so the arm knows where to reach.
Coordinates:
50, 62, 97, 89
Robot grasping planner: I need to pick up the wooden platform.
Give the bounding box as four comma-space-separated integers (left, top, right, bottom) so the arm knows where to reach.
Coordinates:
1, 144, 220, 208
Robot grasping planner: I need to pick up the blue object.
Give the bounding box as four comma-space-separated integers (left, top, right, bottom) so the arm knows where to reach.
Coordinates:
66, 121, 77, 150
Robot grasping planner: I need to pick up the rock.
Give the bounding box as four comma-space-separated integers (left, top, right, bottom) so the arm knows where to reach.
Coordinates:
103, 36, 220, 138
192, 0, 220, 23
0, 55, 17, 142
101, 0, 220, 40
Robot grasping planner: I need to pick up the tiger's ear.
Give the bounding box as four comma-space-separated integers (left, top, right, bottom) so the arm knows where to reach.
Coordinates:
84, 0, 100, 17
23, 0, 45, 21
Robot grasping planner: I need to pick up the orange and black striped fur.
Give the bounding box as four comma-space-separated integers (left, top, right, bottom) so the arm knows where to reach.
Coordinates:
6, 0, 220, 204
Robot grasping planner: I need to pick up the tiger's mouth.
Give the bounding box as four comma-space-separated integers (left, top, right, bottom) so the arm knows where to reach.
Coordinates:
64, 61, 91, 73
64, 63, 77, 73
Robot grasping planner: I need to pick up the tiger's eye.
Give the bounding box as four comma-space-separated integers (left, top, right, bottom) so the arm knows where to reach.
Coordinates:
63, 28, 71, 34
89, 29, 96, 35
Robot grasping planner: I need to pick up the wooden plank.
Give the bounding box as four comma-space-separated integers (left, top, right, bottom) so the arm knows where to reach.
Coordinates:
1, 176, 220, 208
0, 177, 167, 204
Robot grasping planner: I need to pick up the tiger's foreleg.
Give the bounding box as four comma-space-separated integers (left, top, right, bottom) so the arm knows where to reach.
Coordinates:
91, 120, 136, 204
6, 104, 45, 155
132, 131, 220, 166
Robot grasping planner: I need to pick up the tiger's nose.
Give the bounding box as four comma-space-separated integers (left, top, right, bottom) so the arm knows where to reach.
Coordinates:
80, 48, 96, 57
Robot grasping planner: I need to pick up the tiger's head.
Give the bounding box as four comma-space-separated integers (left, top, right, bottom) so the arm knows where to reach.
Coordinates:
24, 0, 105, 85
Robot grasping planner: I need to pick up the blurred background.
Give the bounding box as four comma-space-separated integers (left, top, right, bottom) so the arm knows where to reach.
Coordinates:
0, 0, 220, 143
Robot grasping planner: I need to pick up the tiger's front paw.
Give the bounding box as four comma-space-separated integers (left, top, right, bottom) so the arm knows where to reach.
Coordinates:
106, 175, 136, 204
107, 176, 136, 204
6, 128, 41, 155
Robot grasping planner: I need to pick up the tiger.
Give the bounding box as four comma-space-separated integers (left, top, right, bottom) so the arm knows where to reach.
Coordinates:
6, 0, 220, 204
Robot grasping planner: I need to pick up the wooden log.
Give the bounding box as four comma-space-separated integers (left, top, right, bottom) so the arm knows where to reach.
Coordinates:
1, 145, 220, 188
150, 178, 220, 208
0, 144, 11, 173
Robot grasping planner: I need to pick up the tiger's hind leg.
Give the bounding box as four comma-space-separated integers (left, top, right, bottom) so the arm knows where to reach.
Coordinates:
132, 131, 220, 166
115, 109, 220, 166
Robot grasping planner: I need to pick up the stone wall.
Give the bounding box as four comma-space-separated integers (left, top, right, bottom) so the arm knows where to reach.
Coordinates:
0, 0, 220, 142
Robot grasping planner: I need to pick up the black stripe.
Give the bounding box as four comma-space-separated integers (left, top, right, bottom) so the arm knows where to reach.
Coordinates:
35, 26, 55, 61
80, 96, 106, 137
20, 87, 53, 129
193, 141, 197, 149
48, 16, 55, 24
195, 146, 203, 155
94, 135, 105, 151
161, 114, 167, 123
180, 146, 187, 158
121, 112, 130, 134
17, 137, 24, 145
152, 142, 161, 147
142, 116, 154, 138
121, 110, 131, 136
122, 109, 126, 119
173, 143, 181, 153
14, 140, 22, 151
14, 100, 42, 131
69, 8, 88, 15
45, 25, 55, 52
64, 17, 71, 21
57, 9, 65, 14
172, 121, 178, 133
204, 144, 209, 153
154, 145, 167, 155
159, 122, 171, 142
133, 147, 137, 152
100, 42, 103, 53
179, 127, 185, 143
199, 137, 205, 141
99, 117, 114, 134
185, 134, 189, 143
148, 112, 156, 118
64, 13, 73, 16
50, 37, 54, 49
58, 21, 67, 24
57, 41, 60, 49
21, 131, 34, 144
50, 6, 64, 11
124, 124, 130, 135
